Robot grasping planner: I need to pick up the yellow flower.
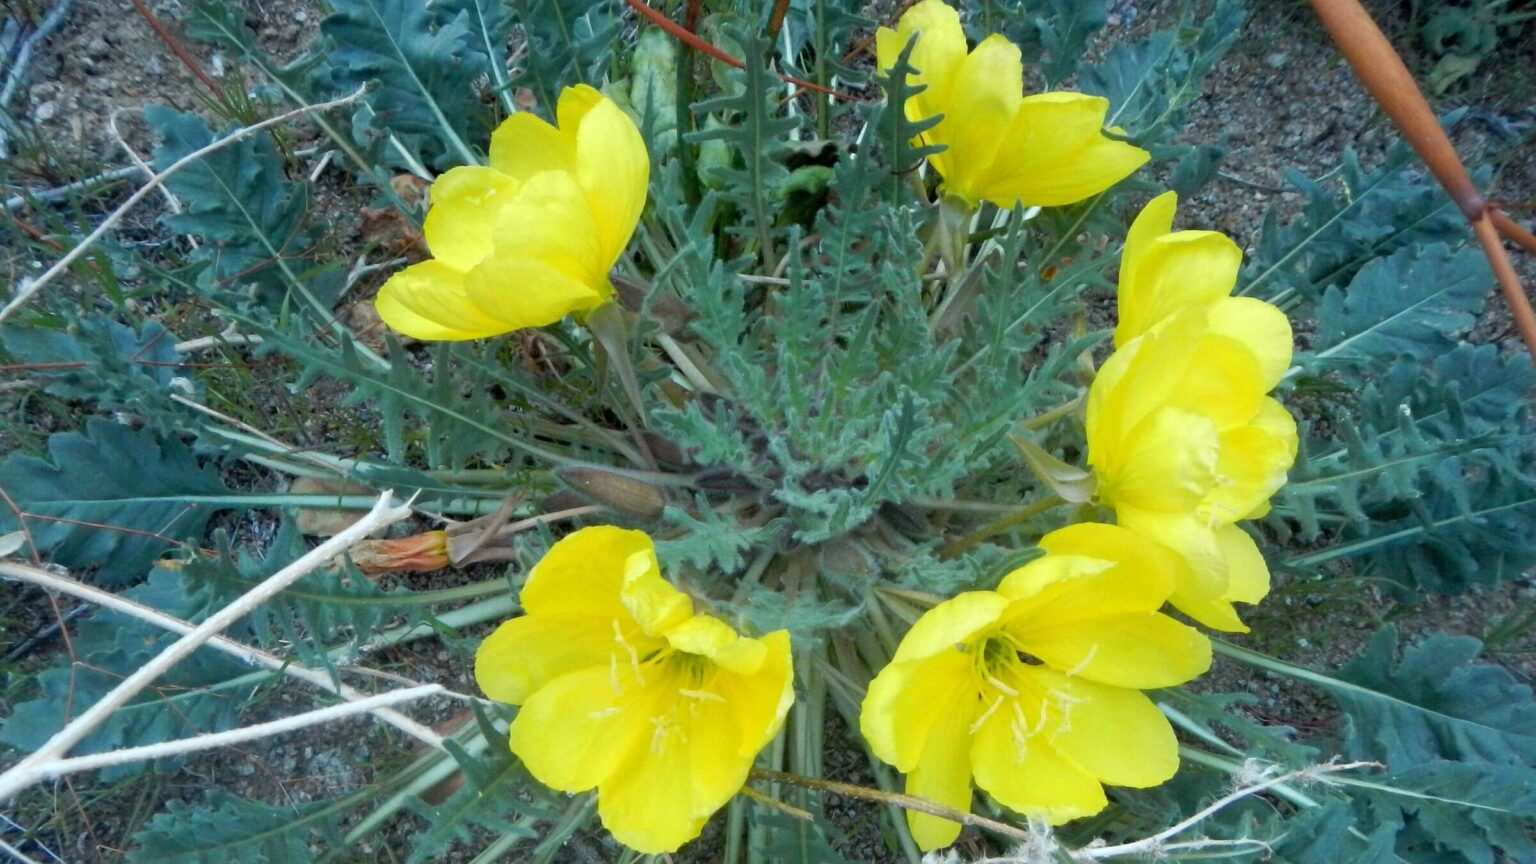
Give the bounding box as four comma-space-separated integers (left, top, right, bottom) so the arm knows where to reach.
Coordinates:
375, 85, 649, 340
875, 0, 1149, 209
474, 526, 793, 853
860, 524, 1210, 850
1085, 192, 1300, 630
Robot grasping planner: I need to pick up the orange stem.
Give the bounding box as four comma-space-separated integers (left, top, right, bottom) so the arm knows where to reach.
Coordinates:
1472, 217, 1536, 361
1308, 0, 1536, 364
1493, 209, 1536, 256
619, 0, 864, 101
767, 0, 791, 40
130, 0, 223, 99
1307, 0, 1482, 219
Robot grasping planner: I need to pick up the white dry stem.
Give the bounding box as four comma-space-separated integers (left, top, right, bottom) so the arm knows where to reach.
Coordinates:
0, 491, 413, 803
948, 760, 1379, 864
32, 684, 444, 782
2, 165, 143, 212
0, 838, 45, 864
172, 323, 265, 354
0, 558, 445, 750
108, 107, 187, 228
1071, 760, 1379, 861
170, 393, 345, 476
0, 85, 368, 324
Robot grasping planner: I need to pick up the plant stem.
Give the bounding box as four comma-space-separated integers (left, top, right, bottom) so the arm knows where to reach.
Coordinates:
939, 495, 1065, 559
747, 768, 1033, 845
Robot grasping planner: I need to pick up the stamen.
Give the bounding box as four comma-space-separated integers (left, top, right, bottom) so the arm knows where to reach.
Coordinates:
1064, 644, 1099, 677
609, 653, 623, 696
985, 674, 1020, 697
971, 694, 1006, 734
678, 688, 726, 703
613, 619, 645, 686
588, 707, 620, 719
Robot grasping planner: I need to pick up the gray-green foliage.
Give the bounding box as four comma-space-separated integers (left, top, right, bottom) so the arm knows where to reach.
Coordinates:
0, 419, 229, 585
1325, 627, 1536, 863
3, 0, 1535, 861
147, 106, 342, 310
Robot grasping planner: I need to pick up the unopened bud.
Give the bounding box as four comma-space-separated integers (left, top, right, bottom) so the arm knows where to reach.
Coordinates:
557, 467, 665, 520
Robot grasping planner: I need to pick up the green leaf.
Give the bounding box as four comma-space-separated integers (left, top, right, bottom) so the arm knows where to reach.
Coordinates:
506, 0, 620, 114
320, 0, 491, 170
1243, 143, 1473, 302
146, 106, 340, 312
1324, 627, 1536, 863
1079, 0, 1244, 144
0, 419, 229, 586
1332, 626, 1536, 769
128, 790, 346, 863
1308, 243, 1490, 370
184, 519, 420, 657
0, 316, 184, 424
404, 732, 556, 863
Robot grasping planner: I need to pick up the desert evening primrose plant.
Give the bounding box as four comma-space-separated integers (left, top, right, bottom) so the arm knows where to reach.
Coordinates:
382, 6, 1293, 858
6, 0, 1530, 862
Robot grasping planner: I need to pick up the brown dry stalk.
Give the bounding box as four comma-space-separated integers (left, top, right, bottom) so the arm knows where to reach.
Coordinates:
129, 0, 223, 98
1307, 0, 1536, 363
1493, 209, 1536, 256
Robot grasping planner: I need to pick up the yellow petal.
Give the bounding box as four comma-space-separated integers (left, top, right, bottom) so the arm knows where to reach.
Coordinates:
488, 109, 575, 182
373, 260, 511, 341
970, 683, 1106, 824
1013, 608, 1211, 689
1207, 296, 1293, 390
999, 537, 1210, 689
1094, 311, 1262, 440
876, 0, 967, 128
475, 612, 650, 705
1217, 524, 1271, 605
932, 34, 1022, 198
1033, 671, 1180, 788
508, 663, 657, 794
462, 253, 604, 331
1114, 506, 1229, 604
620, 544, 695, 637
490, 170, 610, 286
904, 686, 980, 851
520, 525, 649, 619
570, 89, 650, 269
1115, 231, 1242, 348
891, 591, 1011, 663
1203, 409, 1297, 523
861, 649, 975, 771
1120, 191, 1178, 282
1033, 522, 1183, 601
972, 92, 1149, 207
1099, 406, 1220, 513
714, 630, 796, 755
597, 664, 747, 854
666, 615, 767, 675
422, 166, 520, 271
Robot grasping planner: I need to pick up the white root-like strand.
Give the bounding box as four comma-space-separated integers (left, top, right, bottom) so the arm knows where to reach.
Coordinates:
0, 85, 368, 324
0, 491, 413, 803
1072, 760, 1379, 861
0, 558, 445, 751
33, 685, 444, 781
